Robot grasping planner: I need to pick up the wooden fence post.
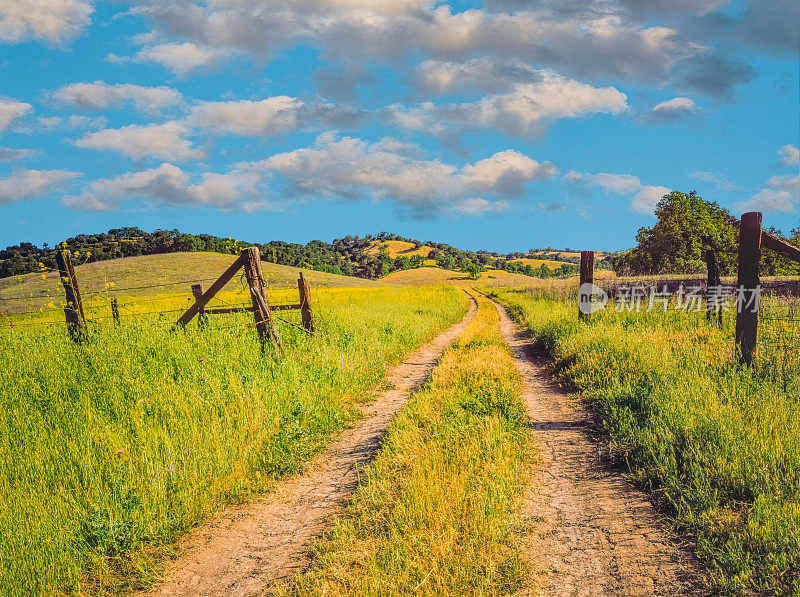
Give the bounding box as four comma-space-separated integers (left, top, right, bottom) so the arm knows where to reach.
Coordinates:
298, 271, 315, 334
110, 297, 120, 325
735, 212, 762, 365
56, 250, 88, 343
579, 250, 595, 320
241, 247, 284, 356
191, 284, 206, 327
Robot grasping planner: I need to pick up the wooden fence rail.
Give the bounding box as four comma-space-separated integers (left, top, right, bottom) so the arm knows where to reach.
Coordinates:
50, 247, 316, 356
580, 211, 799, 366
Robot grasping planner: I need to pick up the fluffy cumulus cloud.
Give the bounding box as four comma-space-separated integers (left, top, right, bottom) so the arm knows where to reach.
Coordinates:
75, 123, 203, 161
0, 0, 93, 44
248, 134, 555, 215
52, 82, 183, 113
392, 71, 627, 136
133, 42, 224, 76
64, 163, 264, 211
738, 174, 800, 214
566, 170, 669, 214
647, 97, 700, 121
127, 0, 737, 94
0, 99, 32, 132
778, 144, 799, 166
188, 97, 304, 136
0, 168, 81, 204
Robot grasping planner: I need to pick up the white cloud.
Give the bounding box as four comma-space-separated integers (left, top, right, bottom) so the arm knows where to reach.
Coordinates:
392, 71, 628, 136
0, 99, 32, 132
188, 97, 304, 136
249, 135, 555, 215
778, 144, 799, 166
0, 147, 34, 161
0, 0, 92, 44
566, 171, 643, 194
648, 97, 700, 120
461, 150, 557, 196
453, 197, 509, 216
632, 185, 671, 214
131, 2, 689, 89
52, 82, 183, 114
736, 173, 799, 214
689, 170, 740, 191
75, 123, 203, 161
0, 169, 81, 204
64, 163, 265, 211
566, 170, 669, 214
134, 43, 224, 76
38, 115, 107, 131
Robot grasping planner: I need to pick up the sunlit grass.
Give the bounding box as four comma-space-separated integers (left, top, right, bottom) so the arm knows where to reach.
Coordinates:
0, 286, 467, 596
490, 288, 800, 595
280, 292, 535, 597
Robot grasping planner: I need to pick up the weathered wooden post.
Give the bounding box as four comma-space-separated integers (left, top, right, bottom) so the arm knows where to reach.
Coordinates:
110, 297, 120, 325
191, 284, 206, 328
579, 250, 595, 320
298, 271, 315, 334
735, 212, 762, 365
56, 250, 88, 343
241, 247, 284, 356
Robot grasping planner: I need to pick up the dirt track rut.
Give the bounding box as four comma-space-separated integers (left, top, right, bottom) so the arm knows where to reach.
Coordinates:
143, 295, 477, 597
491, 299, 704, 597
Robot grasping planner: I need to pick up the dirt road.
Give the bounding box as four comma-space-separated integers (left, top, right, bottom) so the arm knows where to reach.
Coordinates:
143, 296, 477, 597
491, 299, 704, 597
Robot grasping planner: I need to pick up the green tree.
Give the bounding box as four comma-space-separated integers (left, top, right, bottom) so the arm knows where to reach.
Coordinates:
613, 191, 738, 275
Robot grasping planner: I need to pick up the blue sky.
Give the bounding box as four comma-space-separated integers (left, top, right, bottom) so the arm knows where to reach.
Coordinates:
0, 0, 797, 253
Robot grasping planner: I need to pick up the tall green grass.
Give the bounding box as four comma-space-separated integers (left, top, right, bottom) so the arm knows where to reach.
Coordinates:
0, 286, 467, 596
281, 293, 534, 597
491, 288, 800, 595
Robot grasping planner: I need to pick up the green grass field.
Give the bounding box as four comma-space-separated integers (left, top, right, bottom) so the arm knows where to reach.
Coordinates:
490, 288, 800, 595
0, 286, 467, 596
280, 292, 535, 596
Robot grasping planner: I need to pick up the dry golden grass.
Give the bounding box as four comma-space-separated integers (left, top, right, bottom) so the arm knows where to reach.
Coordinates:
0, 252, 380, 315
381, 266, 546, 287
366, 240, 434, 258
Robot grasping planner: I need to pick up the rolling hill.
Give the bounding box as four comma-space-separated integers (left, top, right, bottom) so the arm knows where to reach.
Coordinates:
367, 240, 435, 259
381, 266, 550, 287
0, 252, 379, 316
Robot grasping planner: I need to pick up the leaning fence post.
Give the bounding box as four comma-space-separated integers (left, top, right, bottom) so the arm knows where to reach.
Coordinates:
579, 250, 595, 320
298, 271, 315, 334
56, 250, 88, 343
110, 297, 120, 325
191, 284, 206, 328
241, 247, 284, 356
735, 212, 762, 365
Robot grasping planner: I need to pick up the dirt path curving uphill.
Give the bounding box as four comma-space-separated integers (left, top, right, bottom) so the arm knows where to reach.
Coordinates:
143, 295, 477, 597
490, 299, 704, 597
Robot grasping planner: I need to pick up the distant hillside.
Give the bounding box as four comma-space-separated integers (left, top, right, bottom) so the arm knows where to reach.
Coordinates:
0, 228, 583, 283
0, 252, 379, 315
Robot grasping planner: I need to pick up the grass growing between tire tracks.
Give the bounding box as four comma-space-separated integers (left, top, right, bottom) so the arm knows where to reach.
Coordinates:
491, 288, 800, 596
281, 292, 535, 597
0, 286, 467, 596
